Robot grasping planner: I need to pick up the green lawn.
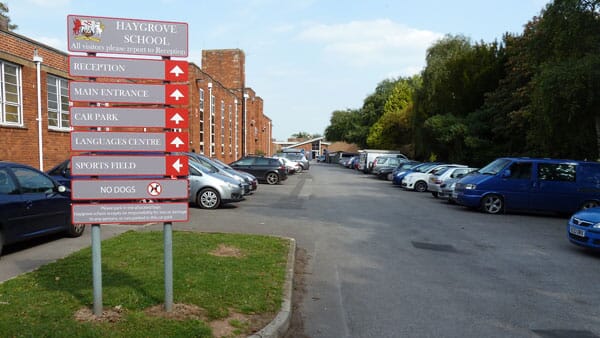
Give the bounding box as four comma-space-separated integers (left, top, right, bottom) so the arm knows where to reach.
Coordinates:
0, 231, 290, 337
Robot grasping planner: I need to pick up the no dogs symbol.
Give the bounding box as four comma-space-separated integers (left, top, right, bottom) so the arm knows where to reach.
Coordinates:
147, 182, 162, 196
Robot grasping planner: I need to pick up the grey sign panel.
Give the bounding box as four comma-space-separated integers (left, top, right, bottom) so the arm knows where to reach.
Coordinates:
72, 202, 189, 223
71, 107, 165, 127
67, 15, 188, 57
70, 56, 164, 78
70, 82, 165, 104
71, 155, 165, 176
72, 179, 188, 200
72, 132, 165, 151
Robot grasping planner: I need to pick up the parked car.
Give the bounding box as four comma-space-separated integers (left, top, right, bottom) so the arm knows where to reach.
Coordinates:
376, 161, 420, 181
402, 164, 466, 192
0, 161, 85, 255
392, 162, 440, 186
358, 150, 408, 173
188, 160, 244, 209
229, 156, 288, 185
455, 157, 600, 214
372, 157, 409, 176
210, 157, 258, 192
317, 155, 326, 163
276, 151, 310, 171
277, 157, 301, 175
439, 170, 478, 203
186, 152, 251, 195
567, 207, 600, 250
428, 167, 478, 197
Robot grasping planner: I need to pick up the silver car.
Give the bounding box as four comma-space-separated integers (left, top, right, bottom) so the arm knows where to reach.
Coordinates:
186, 152, 251, 195
188, 161, 244, 209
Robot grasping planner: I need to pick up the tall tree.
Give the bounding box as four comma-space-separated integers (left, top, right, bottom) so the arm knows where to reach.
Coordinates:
0, 2, 17, 30
324, 109, 364, 146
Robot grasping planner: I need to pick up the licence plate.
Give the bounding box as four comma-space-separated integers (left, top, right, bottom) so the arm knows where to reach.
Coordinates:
569, 226, 586, 237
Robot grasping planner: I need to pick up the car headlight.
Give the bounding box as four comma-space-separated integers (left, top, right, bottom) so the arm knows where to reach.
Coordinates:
450, 182, 456, 189
465, 184, 477, 190
593, 223, 600, 229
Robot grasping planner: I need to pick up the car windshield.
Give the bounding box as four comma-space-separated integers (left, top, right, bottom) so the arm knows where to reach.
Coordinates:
414, 163, 438, 173
478, 158, 511, 175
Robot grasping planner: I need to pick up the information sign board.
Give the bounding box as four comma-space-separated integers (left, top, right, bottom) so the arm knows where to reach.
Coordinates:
67, 15, 188, 57
72, 202, 189, 223
71, 155, 188, 176
69, 82, 188, 105
70, 107, 188, 128
71, 131, 189, 152
72, 179, 188, 200
69, 56, 188, 81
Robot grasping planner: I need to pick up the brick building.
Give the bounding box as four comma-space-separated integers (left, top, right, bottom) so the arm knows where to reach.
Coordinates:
0, 24, 273, 170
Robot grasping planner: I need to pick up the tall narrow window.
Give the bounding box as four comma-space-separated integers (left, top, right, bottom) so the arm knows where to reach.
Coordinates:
228, 104, 232, 154
220, 100, 225, 154
199, 89, 205, 153
0, 61, 23, 126
47, 75, 69, 130
210, 94, 215, 156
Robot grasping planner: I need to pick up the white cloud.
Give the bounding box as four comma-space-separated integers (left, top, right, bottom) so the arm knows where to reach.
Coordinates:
297, 19, 442, 72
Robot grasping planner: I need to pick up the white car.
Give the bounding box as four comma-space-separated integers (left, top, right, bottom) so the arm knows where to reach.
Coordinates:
427, 167, 478, 197
401, 164, 467, 192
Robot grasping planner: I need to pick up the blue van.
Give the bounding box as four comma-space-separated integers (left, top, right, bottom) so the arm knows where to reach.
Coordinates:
454, 157, 600, 214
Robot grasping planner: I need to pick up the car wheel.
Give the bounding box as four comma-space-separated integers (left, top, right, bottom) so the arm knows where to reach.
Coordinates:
415, 181, 427, 192
67, 223, 86, 237
580, 200, 600, 210
197, 188, 220, 209
266, 172, 280, 185
387, 173, 393, 181
296, 166, 303, 174
481, 194, 503, 214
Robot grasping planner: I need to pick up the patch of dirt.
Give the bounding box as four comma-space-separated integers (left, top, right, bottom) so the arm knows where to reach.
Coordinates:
209, 243, 245, 258
74, 305, 125, 323
284, 246, 311, 338
145, 303, 207, 321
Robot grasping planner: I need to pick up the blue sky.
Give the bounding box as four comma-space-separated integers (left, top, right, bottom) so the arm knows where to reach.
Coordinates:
6, 0, 549, 140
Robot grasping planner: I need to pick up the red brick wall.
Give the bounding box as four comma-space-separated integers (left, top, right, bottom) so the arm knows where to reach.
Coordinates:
0, 30, 70, 170
201, 49, 245, 92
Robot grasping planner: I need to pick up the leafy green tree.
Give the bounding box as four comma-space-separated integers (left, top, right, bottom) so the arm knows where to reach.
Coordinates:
0, 2, 17, 30
291, 131, 311, 139
324, 109, 364, 145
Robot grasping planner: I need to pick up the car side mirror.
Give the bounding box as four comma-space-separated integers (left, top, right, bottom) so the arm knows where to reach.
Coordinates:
62, 168, 71, 177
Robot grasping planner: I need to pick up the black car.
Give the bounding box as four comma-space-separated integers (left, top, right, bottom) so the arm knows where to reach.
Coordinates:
229, 156, 288, 185
0, 161, 85, 255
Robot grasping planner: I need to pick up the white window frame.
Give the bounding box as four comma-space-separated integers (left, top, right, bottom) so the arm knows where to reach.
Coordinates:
47, 75, 70, 130
0, 61, 23, 126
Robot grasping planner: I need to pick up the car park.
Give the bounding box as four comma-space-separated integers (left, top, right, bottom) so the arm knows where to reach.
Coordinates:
567, 207, 600, 250
0, 161, 85, 255
188, 160, 244, 209
455, 157, 600, 214
230, 156, 288, 185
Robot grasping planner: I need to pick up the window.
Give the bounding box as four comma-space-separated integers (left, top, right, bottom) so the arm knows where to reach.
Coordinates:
0, 61, 22, 126
538, 163, 576, 182
0, 169, 17, 194
210, 94, 215, 156
229, 104, 232, 154
199, 89, 204, 112
507, 162, 532, 180
220, 100, 225, 154
47, 75, 69, 130
13, 167, 55, 193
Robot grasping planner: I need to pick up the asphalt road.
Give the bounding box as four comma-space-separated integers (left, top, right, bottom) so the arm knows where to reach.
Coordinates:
2, 162, 600, 337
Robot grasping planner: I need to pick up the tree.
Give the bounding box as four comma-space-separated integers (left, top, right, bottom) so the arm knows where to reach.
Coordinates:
0, 3, 17, 30
291, 131, 311, 139
324, 109, 364, 146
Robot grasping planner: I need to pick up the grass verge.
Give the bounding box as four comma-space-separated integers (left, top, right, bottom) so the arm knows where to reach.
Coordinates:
0, 230, 290, 337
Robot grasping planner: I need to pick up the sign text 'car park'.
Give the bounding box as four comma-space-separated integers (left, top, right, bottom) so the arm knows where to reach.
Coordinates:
71, 155, 188, 176
70, 107, 188, 128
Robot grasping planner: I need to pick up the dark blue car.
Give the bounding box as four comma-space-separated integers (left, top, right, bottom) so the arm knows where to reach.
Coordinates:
0, 161, 85, 255
567, 207, 600, 250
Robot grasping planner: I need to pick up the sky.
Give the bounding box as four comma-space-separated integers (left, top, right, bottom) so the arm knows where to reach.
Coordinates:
5, 0, 550, 141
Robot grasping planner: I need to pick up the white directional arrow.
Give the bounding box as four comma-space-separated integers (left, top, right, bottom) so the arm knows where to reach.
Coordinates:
170, 137, 185, 148
170, 113, 185, 125
170, 89, 185, 101
169, 65, 185, 77
172, 158, 184, 173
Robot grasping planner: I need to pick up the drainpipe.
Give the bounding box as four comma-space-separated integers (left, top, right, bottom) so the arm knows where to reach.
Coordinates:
33, 49, 44, 170
208, 82, 213, 156
243, 92, 249, 156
